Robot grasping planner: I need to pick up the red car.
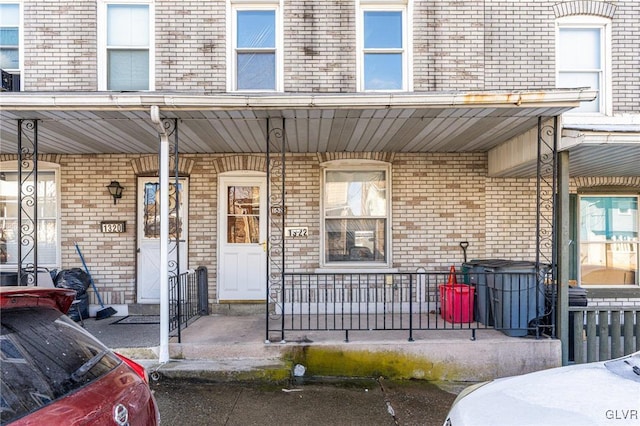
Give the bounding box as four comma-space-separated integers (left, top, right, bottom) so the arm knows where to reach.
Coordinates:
0, 286, 159, 425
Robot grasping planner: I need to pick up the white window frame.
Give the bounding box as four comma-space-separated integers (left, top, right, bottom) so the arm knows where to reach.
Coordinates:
319, 160, 393, 270
577, 194, 639, 288
227, 0, 284, 92
556, 16, 612, 116
97, 0, 155, 91
356, 0, 412, 92
0, 1, 23, 90
0, 161, 62, 270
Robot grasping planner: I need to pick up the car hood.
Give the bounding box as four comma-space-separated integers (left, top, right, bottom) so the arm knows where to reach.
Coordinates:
447, 352, 640, 426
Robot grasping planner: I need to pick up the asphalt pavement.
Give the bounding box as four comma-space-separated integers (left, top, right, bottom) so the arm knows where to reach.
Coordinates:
151, 377, 456, 426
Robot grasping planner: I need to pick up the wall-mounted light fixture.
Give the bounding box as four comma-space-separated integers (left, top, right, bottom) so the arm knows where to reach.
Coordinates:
106, 180, 124, 204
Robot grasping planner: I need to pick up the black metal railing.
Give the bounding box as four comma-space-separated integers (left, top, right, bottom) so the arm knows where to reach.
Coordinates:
280, 270, 551, 342
569, 307, 640, 364
169, 267, 208, 342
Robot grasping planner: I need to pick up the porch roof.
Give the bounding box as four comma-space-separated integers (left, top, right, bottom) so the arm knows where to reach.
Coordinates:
2, 88, 633, 177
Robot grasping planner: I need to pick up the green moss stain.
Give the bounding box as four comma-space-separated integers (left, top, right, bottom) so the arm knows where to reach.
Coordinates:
283, 346, 469, 381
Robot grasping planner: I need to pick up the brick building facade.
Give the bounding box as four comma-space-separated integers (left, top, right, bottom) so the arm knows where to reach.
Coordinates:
1, 0, 638, 314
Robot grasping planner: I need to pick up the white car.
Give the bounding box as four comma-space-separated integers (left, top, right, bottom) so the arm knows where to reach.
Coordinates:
444, 351, 640, 426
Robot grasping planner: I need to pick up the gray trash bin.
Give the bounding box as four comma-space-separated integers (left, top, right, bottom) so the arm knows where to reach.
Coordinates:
466, 260, 548, 336
464, 260, 500, 326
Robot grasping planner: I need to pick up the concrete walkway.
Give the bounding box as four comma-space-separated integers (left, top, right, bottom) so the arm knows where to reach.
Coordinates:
83, 314, 561, 383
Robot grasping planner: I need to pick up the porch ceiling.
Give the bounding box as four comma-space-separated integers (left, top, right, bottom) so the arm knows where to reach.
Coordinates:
2, 89, 632, 177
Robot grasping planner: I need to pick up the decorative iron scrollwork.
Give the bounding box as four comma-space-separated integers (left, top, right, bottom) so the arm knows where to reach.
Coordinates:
165, 118, 180, 278
536, 117, 558, 336
266, 119, 286, 341
17, 119, 38, 284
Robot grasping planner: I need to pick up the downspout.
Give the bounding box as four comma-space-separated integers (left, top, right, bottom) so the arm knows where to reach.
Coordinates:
150, 105, 170, 364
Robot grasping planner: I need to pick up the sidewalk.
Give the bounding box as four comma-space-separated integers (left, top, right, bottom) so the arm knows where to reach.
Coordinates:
83, 313, 562, 384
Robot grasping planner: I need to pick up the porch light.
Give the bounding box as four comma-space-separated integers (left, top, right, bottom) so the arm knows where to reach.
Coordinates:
106, 180, 124, 204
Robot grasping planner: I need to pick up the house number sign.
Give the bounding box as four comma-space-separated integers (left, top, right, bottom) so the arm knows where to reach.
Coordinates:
285, 227, 308, 238
100, 221, 126, 233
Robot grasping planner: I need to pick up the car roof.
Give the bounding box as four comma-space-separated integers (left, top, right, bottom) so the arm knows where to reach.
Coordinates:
0, 286, 77, 313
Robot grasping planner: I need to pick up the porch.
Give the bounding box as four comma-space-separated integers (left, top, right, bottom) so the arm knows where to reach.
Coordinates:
124, 268, 638, 382
86, 311, 562, 383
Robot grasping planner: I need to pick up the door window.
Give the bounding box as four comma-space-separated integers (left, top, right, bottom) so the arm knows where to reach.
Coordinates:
227, 186, 260, 244
142, 182, 183, 240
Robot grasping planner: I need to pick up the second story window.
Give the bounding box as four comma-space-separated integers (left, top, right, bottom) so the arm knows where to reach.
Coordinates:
99, 2, 153, 91
0, 2, 21, 91
358, 2, 409, 92
231, 6, 281, 91
557, 16, 611, 114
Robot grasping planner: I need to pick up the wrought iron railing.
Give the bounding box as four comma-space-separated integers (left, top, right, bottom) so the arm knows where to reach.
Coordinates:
168, 267, 208, 342
569, 307, 640, 364
279, 270, 551, 342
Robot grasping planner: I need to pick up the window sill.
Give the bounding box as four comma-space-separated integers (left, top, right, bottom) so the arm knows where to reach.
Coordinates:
314, 267, 398, 274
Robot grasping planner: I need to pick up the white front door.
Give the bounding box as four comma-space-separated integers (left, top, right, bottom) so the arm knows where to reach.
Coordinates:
218, 175, 266, 301
137, 177, 188, 303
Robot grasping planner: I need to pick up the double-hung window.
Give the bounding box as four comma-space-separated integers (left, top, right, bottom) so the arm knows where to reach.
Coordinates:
99, 1, 153, 91
556, 16, 611, 114
0, 2, 21, 91
579, 195, 638, 286
0, 163, 60, 269
322, 163, 391, 268
231, 4, 281, 91
358, 1, 409, 91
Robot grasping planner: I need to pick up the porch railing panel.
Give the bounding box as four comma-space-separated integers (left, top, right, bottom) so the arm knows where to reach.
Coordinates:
282, 271, 550, 341
570, 307, 640, 364
169, 267, 206, 341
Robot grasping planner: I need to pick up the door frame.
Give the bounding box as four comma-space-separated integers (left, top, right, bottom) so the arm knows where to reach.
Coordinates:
217, 171, 267, 302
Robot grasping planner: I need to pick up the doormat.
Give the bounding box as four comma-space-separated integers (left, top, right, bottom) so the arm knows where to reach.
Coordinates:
111, 315, 160, 325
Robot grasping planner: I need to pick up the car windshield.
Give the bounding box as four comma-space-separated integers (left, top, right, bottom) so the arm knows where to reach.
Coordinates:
604, 352, 640, 383
0, 306, 121, 424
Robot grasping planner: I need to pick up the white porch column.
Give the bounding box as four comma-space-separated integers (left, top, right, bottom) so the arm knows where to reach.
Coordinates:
151, 106, 170, 363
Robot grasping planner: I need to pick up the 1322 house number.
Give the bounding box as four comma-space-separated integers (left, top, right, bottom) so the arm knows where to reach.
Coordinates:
285, 227, 308, 238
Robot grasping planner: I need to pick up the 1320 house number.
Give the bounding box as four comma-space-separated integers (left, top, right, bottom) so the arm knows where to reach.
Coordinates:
285, 227, 308, 238
100, 221, 126, 233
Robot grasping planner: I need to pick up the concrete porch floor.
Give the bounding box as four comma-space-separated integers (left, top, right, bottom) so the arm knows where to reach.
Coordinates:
84, 313, 562, 383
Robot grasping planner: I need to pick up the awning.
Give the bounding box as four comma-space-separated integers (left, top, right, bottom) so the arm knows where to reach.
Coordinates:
1, 89, 596, 160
